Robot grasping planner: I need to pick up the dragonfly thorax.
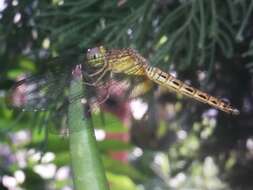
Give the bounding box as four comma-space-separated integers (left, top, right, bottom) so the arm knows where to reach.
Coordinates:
86, 46, 106, 67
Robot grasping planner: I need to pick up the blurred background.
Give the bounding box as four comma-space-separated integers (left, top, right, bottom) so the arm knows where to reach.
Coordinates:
0, 0, 253, 189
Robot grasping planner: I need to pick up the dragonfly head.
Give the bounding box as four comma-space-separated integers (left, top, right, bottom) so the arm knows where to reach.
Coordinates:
86, 46, 106, 67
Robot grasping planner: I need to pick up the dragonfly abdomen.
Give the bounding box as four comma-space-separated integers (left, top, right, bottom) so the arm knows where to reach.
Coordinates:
145, 66, 239, 115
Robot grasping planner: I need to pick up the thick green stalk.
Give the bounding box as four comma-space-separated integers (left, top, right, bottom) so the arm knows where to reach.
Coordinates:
68, 67, 109, 190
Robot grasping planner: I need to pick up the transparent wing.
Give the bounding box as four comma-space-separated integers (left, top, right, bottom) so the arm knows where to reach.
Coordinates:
7, 52, 85, 111
6, 54, 92, 135
8, 71, 71, 111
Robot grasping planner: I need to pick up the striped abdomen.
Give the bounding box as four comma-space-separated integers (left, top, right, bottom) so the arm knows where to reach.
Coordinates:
145, 66, 239, 115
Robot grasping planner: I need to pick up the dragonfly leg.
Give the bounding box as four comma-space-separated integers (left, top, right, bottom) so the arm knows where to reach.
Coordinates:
86, 85, 110, 113
96, 87, 110, 106
82, 81, 97, 87
82, 69, 109, 89
88, 63, 107, 77
92, 69, 109, 86
82, 69, 109, 88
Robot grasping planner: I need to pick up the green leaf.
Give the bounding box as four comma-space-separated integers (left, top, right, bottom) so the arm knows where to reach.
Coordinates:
103, 156, 145, 181
106, 172, 138, 190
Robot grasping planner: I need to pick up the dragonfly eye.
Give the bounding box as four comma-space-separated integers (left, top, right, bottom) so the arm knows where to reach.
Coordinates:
86, 46, 106, 66
87, 47, 101, 59
93, 54, 99, 59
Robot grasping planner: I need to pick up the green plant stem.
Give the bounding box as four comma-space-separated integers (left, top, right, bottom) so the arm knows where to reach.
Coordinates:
236, 0, 253, 41
68, 71, 109, 190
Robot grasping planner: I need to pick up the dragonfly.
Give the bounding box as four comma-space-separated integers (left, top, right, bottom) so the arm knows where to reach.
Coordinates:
86, 46, 239, 115
8, 46, 239, 116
